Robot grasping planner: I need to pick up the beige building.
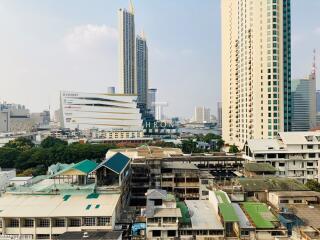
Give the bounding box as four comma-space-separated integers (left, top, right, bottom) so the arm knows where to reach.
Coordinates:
221, 0, 291, 147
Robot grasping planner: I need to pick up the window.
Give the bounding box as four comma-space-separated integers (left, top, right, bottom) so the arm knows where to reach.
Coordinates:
202, 191, 209, 196
279, 162, 285, 167
8, 219, 19, 228
280, 199, 289, 204
98, 217, 111, 226
36, 235, 50, 240
294, 200, 302, 204
54, 219, 65, 227
309, 153, 316, 158
23, 218, 34, 228
38, 219, 50, 228
69, 218, 81, 227
307, 162, 314, 167
168, 230, 176, 237
153, 230, 161, 237
307, 145, 313, 150
83, 217, 96, 226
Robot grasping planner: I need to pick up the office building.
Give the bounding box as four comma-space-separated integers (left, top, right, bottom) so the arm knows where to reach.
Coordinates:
194, 107, 210, 123
217, 102, 222, 130
147, 88, 157, 117
154, 102, 168, 121
60, 91, 143, 134
136, 33, 148, 113
292, 78, 316, 131
221, 0, 292, 147
244, 132, 320, 184
317, 91, 320, 113
118, 1, 136, 95
107, 87, 116, 94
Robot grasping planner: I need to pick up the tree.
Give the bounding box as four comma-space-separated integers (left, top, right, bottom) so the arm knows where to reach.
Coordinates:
181, 140, 198, 154
229, 144, 239, 153
41, 137, 67, 148
306, 179, 320, 192
0, 147, 20, 168
4, 137, 34, 151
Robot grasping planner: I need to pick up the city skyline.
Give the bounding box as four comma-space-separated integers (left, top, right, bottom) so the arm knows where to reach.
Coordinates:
0, 0, 319, 118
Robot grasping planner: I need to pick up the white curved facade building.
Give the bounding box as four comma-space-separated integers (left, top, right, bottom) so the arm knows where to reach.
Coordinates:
60, 91, 143, 132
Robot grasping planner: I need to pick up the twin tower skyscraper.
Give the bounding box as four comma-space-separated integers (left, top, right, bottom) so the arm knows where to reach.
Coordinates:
118, 1, 148, 114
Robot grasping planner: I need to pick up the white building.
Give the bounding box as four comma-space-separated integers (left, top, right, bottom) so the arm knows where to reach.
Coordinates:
0, 169, 16, 191
244, 132, 320, 184
147, 89, 157, 117
221, 0, 292, 147
194, 107, 210, 123
60, 91, 143, 137
154, 102, 168, 121
119, 1, 136, 95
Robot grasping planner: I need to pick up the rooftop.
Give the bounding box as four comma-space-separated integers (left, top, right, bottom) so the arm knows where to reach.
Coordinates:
215, 190, 231, 204
242, 202, 278, 229
218, 203, 239, 222
162, 162, 198, 170
54, 159, 98, 177
237, 177, 309, 192
95, 152, 130, 174
0, 193, 120, 218
177, 201, 191, 224
289, 205, 320, 229
185, 200, 224, 230
232, 203, 255, 229
270, 191, 320, 198
153, 208, 182, 218
244, 163, 277, 173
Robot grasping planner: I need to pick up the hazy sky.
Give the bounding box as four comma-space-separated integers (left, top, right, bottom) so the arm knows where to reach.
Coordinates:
0, 0, 319, 118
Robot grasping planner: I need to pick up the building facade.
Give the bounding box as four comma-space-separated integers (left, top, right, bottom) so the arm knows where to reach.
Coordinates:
60, 91, 143, 133
291, 78, 316, 131
136, 34, 148, 114
118, 2, 136, 95
244, 132, 320, 184
221, 0, 292, 147
147, 88, 157, 117
194, 107, 210, 123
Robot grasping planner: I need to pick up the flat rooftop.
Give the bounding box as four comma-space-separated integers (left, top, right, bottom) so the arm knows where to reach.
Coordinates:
162, 162, 198, 170
244, 163, 277, 173
232, 203, 255, 229
185, 200, 224, 230
237, 177, 309, 192
270, 191, 320, 198
0, 193, 120, 218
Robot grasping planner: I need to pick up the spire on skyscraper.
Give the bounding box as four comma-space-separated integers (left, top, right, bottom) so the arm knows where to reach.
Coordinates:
310, 49, 317, 80
129, 0, 135, 14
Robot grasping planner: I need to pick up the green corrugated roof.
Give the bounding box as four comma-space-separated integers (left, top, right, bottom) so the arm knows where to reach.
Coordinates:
73, 160, 98, 174
99, 152, 130, 174
244, 163, 277, 173
219, 203, 239, 222
177, 201, 191, 224
215, 191, 230, 204
242, 202, 278, 229
87, 193, 99, 199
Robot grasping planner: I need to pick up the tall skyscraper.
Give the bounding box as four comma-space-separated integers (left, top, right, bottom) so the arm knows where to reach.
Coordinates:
136, 33, 148, 112
147, 88, 157, 117
291, 78, 316, 131
221, 0, 291, 146
217, 102, 222, 130
194, 107, 210, 123
119, 1, 136, 95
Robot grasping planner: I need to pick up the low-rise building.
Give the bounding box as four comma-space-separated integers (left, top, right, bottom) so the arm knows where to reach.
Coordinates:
243, 163, 277, 177
0, 168, 16, 191
244, 132, 320, 183
145, 189, 181, 240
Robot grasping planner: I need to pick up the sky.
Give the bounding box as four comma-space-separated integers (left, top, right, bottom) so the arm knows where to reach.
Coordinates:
0, 0, 319, 118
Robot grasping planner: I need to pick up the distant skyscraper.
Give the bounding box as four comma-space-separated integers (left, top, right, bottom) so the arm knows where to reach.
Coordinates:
147, 88, 157, 117
155, 102, 168, 121
194, 107, 210, 123
217, 102, 222, 129
107, 87, 116, 94
119, 1, 136, 95
221, 0, 291, 146
316, 91, 320, 113
136, 33, 148, 112
291, 78, 316, 131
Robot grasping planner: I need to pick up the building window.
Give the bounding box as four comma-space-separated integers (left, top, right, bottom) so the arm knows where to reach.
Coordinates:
307, 145, 313, 149
97, 217, 111, 226
36, 235, 50, 239
168, 230, 176, 237
153, 230, 161, 237
23, 218, 34, 228
38, 219, 50, 228
294, 200, 302, 203
8, 219, 19, 228
54, 219, 65, 227
69, 218, 81, 227
83, 217, 96, 226
309, 153, 316, 158
280, 199, 289, 204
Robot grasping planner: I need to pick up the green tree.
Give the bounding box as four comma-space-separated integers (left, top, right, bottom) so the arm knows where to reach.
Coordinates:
229, 144, 239, 153
0, 147, 21, 168
181, 140, 197, 154
5, 137, 34, 151
306, 179, 320, 192
41, 136, 67, 148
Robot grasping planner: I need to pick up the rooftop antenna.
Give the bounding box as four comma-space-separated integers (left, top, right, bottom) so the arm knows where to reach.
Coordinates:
310, 49, 317, 80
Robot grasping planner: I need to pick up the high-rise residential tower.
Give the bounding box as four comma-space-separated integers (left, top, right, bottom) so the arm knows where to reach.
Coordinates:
194, 107, 211, 123
119, 1, 136, 95
221, 0, 291, 146
136, 33, 148, 113
147, 88, 157, 117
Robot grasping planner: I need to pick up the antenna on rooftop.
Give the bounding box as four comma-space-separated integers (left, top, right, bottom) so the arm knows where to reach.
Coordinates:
310, 49, 317, 80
